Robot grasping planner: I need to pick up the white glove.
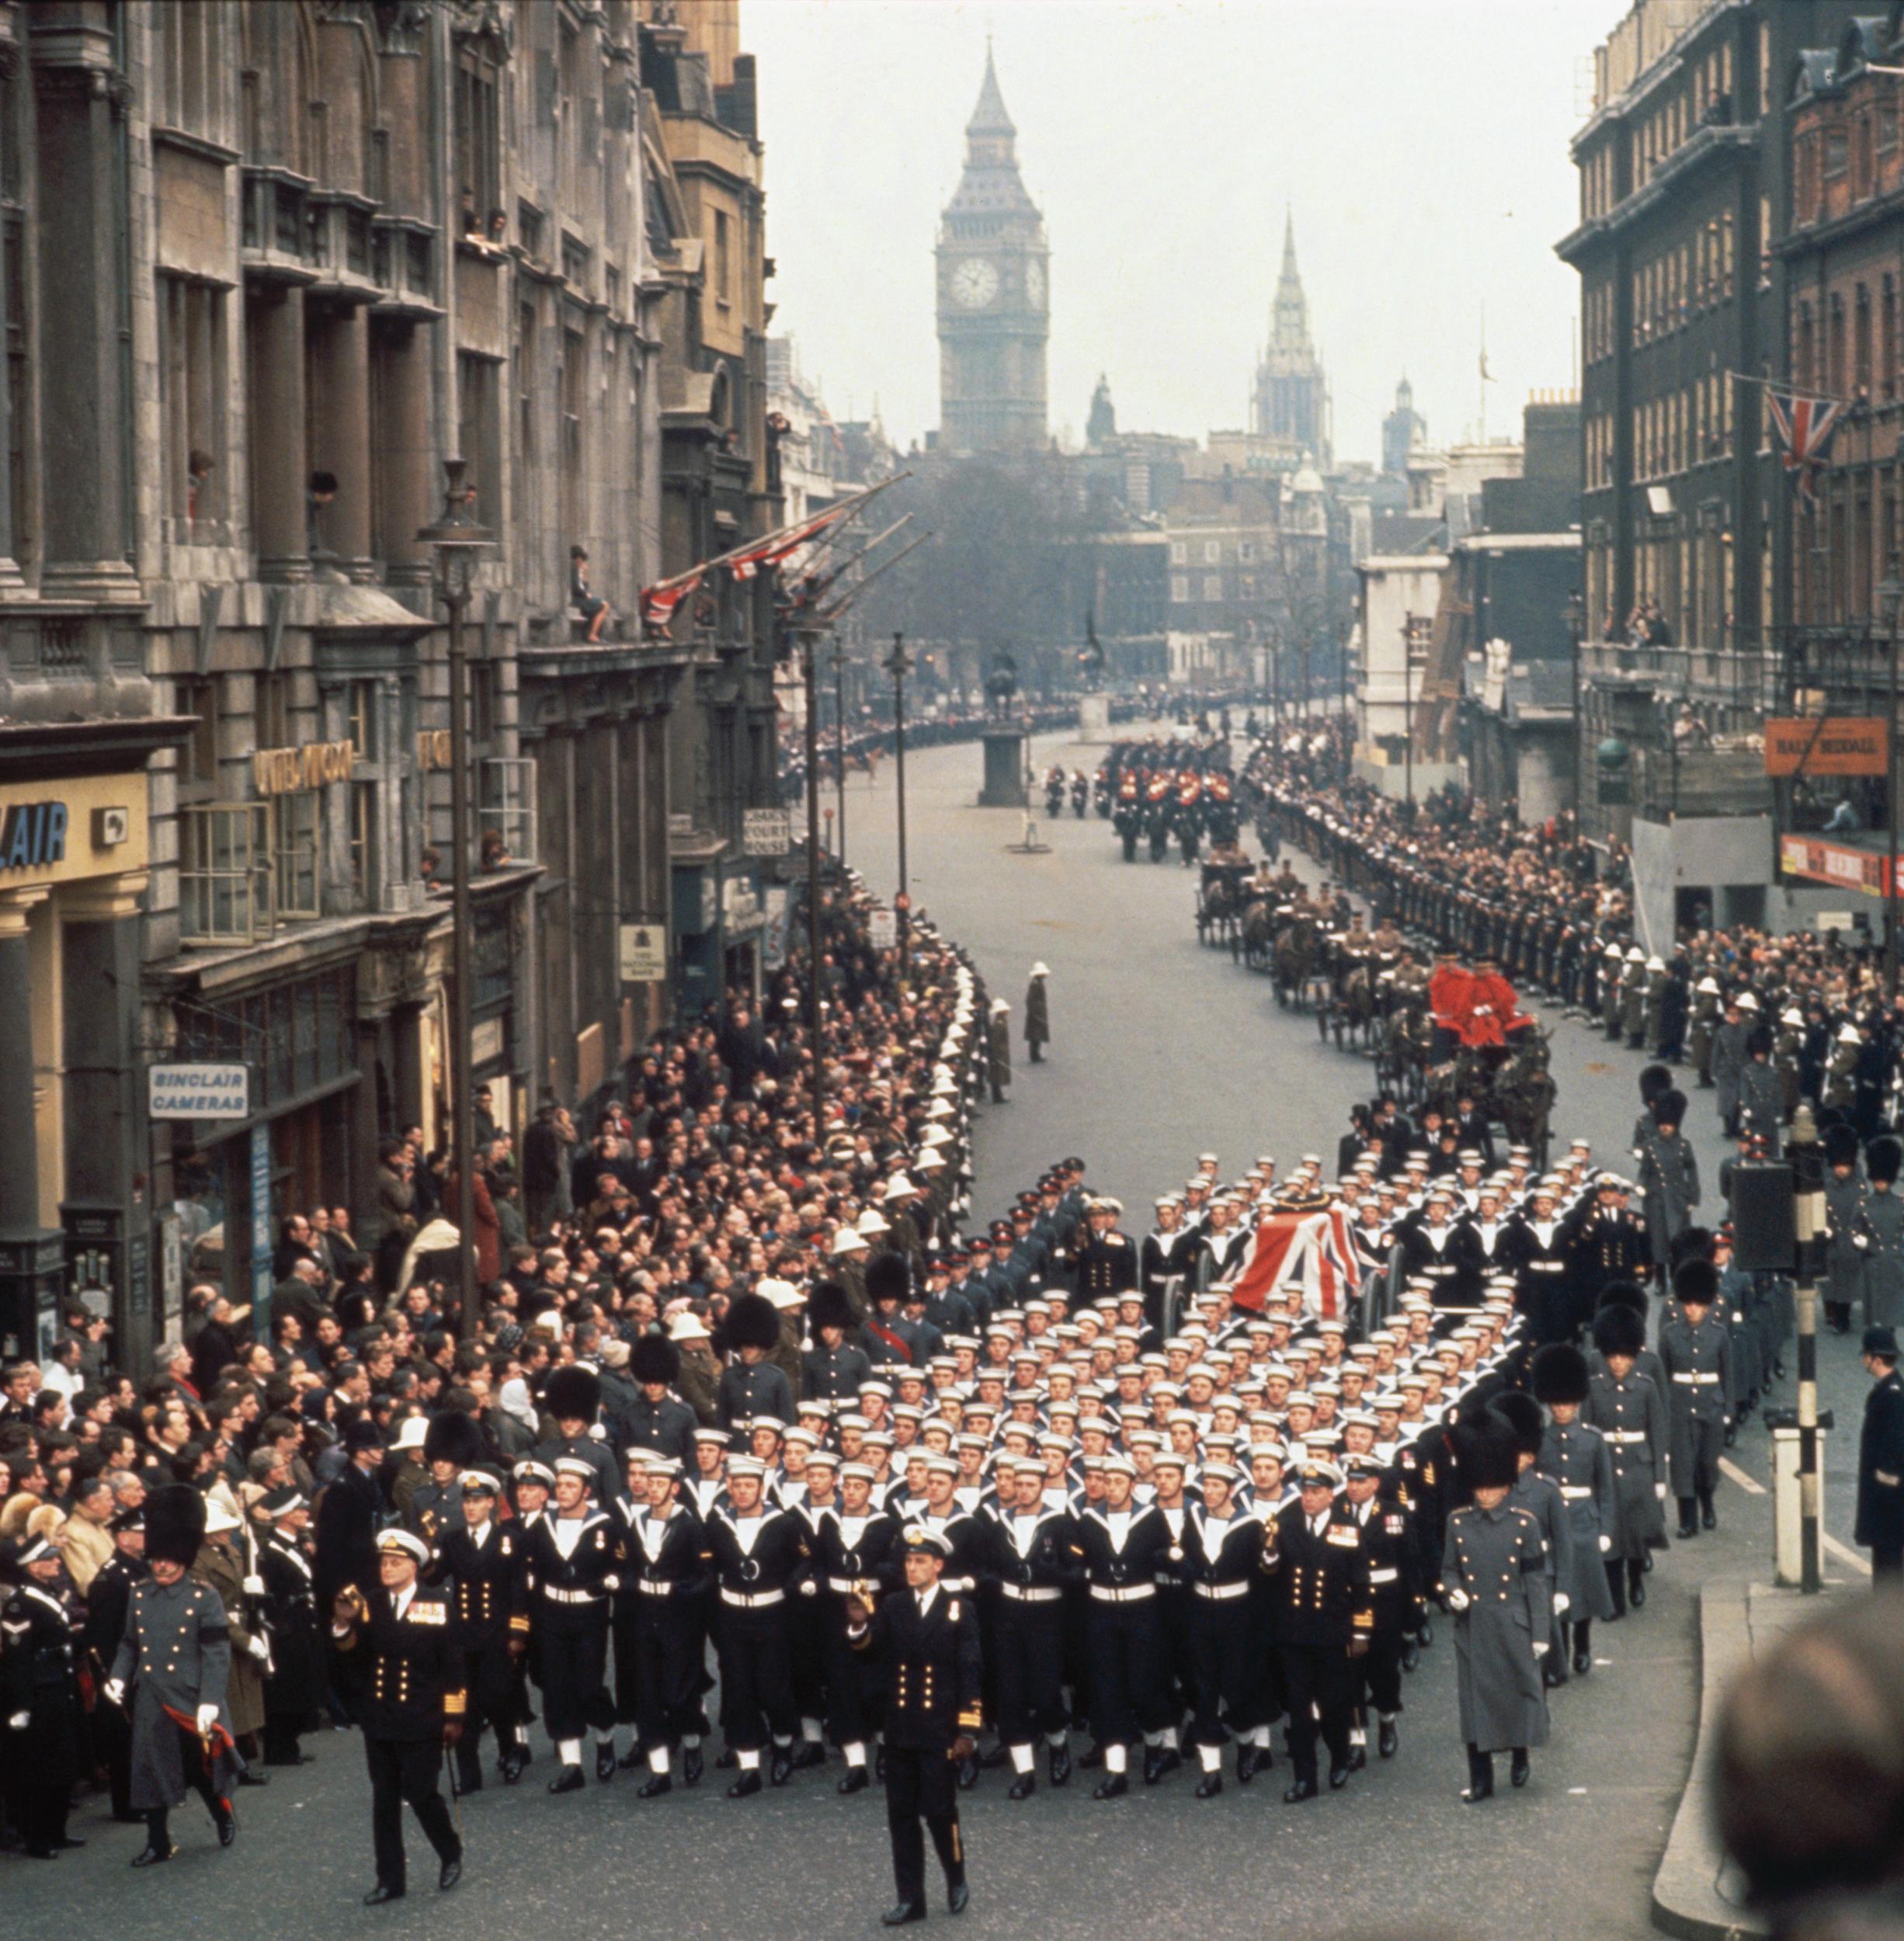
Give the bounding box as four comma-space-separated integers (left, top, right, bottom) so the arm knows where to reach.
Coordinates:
1554, 1592, 1570, 1616
246, 1635, 270, 1663
1854, 1234, 1871, 1251
1445, 1587, 1471, 1613
601, 1575, 621, 1594
1598, 1534, 1612, 1554
799, 1579, 817, 1598
1531, 1641, 1549, 1658
196, 1704, 218, 1734
1655, 1482, 1668, 1501
102, 1679, 124, 1707
7, 1710, 28, 1729
242, 1575, 265, 1597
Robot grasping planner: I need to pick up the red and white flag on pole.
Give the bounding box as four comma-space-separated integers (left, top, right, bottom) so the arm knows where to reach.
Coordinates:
1766, 390, 1843, 510
726, 498, 860, 581
638, 566, 704, 631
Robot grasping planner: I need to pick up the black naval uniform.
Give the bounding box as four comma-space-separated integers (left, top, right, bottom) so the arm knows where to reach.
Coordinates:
850, 1579, 982, 1918
434, 1516, 529, 1786
1181, 1502, 1271, 1786
1340, 1491, 1418, 1758
625, 1498, 712, 1778
979, 1498, 1075, 1786
704, 1502, 812, 1777
1263, 1500, 1374, 1794
330, 1580, 465, 1898
257, 1528, 322, 1765
1071, 1502, 1173, 1778
1, 1579, 84, 1855
522, 1508, 623, 1775
812, 1505, 902, 1776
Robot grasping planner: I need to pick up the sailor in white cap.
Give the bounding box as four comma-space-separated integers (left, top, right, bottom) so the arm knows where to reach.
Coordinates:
521, 1456, 621, 1793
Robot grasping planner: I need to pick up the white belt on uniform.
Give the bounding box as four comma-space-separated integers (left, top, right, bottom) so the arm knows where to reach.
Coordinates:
998, 1583, 1061, 1604
1192, 1580, 1249, 1602
1603, 1430, 1648, 1444
825, 1576, 861, 1596
637, 1578, 676, 1598
1558, 1485, 1592, 1500
1367, 1566, 1400, 1583
1090, 1584, 1155, 1604
544, 1585, 605, 1606
1672, 1372, 1720, 1384
721, 1588, 785, 1609
1527, 1262, 1566, 1273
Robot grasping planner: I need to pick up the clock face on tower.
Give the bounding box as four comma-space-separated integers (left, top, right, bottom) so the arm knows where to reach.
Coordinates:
950, 258, 999, 310
1025, 259, 1044, 308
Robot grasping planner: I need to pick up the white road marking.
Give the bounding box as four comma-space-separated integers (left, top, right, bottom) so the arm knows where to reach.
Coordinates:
1719, 1457, 1872, 1572
1718, 1457, 1765, 1496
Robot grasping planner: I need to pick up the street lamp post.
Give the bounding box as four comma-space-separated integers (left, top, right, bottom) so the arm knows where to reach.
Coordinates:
831, 637, 848, 868
884, 630, 911, 959
1565, 589, 1585, 828
1880, 567, 1904, 995
416, 458, 494, 1342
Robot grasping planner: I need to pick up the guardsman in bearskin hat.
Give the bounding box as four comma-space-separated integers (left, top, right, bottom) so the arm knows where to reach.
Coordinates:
717, 1292, 796, 1428
626, 1332, 699, 1467
1822, 1121, 1868, 1337
1441, 1412, 1551, 1802
1856, 1135, 1904, 1332
1585, 1302, 1669, 1614
104, 1484, 243, 1864
1659, 1259, 1735, 1539
1531, 1344, 1617, 1675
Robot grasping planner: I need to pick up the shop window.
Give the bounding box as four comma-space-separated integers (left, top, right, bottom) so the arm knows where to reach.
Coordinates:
273, 790, 321, 919
478, 757, 536, 871
179, 803, 273, 944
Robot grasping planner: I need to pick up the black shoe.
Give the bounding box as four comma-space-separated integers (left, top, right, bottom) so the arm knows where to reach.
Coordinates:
24, 1846, 59, 1860
595, 1742, 617, 1783
439, 1858, 462, 1892
237, 1769, 270, 1787
1678, 1516, 1698, 1541
1047, 1741, 1071, 1787
1573, 1646, 1592, 1675
790, 1741, 826, 1771
838, 1767, 869, 1796
1283, 1776, 1318, 1804
728, 1771, 762, 1798
1348, 1745, 1367, 1773
1629, 1575, 1646, 1610
639, 1773, 673, 1798
1329, 1762, 1350, 1790
1008, 1773, 1036, 1800
1464, 1760, 1495, 1804
131, 1843, 175, 1868
1156, 1747, 1182, 1778
1195, 1771, 1223, 1798
948, 1880, 969, 1916
1416, 1618, 1433, 1648
956, 1753, 978, 1790
215, 1807, 238, 1848
881, 1904, 926, 1927
618, 1747, 645, 1770
1078, 1740, 1105, 1769
501, 1748, 527, 1785
1510, 1749, 1530, 1788
683, 1745, 704, 1787
1701, 1497, 1717, 1531
1379, 1721, 1398, 1759
1236, 1745, 1262, 1783
1093, 1772, 1128, 1800
1401, 1638, 1420, 1673
363, 1885, 405, 1905
769, 1747, 794, 1786
716, 1747, 738, 1769
547, 1765, 585, 1795
1543, 1658, 1567, 1688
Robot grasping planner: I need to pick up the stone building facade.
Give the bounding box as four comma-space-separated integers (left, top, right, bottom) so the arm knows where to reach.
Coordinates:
0, 0, 780, 1366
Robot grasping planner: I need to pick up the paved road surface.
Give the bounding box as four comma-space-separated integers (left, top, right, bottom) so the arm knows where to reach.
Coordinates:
12, 720, 1875, 1939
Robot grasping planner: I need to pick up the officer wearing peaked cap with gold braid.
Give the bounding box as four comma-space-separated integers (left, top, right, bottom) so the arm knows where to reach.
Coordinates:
846, 1524, 981, 1926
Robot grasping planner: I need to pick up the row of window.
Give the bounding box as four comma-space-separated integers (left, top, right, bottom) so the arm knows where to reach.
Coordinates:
1169, 574, 1267, 605
1794, 277, 1903, 405
1793, 85, 1904, 225
1629, 376, 1740, 484
1629, 40, 1737, 200
1167, 536, 1266, 566
1586, 526, 1748, 658
1624, 215, 1738, 353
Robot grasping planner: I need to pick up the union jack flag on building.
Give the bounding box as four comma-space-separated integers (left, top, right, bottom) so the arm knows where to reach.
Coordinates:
1766, 390, 1843, 509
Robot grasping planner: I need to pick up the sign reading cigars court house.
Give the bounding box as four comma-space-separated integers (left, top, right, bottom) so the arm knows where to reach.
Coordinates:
148, 1063, 250, 1120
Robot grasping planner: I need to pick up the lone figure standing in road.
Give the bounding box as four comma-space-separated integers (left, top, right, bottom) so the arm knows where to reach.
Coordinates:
846, 1526, 980, 1926
1856, 1325, 1904, 1581
1024, 964, 1051, 1064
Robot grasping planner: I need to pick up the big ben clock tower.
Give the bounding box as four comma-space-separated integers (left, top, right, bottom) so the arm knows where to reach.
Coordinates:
936, 47, 1048, 455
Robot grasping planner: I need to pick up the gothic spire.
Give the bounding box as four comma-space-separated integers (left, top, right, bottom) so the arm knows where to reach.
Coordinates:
968, 38, 1015, 138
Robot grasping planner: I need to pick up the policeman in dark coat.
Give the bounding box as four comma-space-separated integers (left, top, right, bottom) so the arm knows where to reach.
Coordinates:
105, 1485, 243, 1864
1, 1528, 85, 1857
1856, 1325, 1904, 1580
846, 1525, 982, 1925
256, 1487, 322, 1766
314, 1418, 387, 1613
328, 1528, 465, 1903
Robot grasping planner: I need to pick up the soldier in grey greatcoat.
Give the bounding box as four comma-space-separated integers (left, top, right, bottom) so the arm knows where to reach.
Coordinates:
1659, 1260, 1735, 1539
1496, 1393, 1576, 1689
1585, 1303, 1669, 1614
1023, 964, 1050, 1064
986, 998, 1012, 1103
1635, 1089, 1700, 1270
1823, 1123, 1869, 1337
1440, 1414, 1552, 1802
1711, 996, 1753, 1134
103, 1487, 243, 1865
1600, 943, 1625, 1040
1854, 1134, 1904, 1332
1736, 1027, 1784, 1157
1531, 1346, 1618, 1675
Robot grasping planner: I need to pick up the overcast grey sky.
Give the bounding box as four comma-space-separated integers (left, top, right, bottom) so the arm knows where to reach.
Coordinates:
746, 0, 1631, 465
